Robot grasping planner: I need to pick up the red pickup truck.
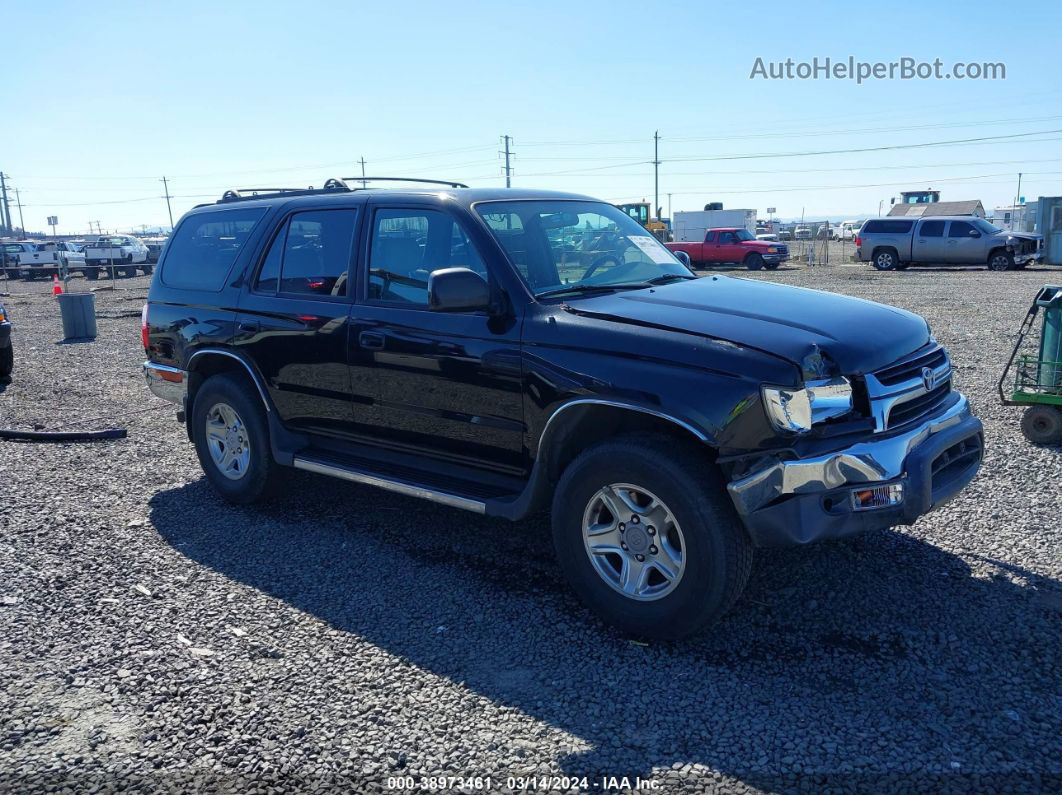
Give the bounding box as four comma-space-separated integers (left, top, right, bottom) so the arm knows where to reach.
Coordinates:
665, 227, 789, 270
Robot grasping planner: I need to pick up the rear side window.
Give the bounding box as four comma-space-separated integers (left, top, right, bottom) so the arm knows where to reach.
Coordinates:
948, 220, 975, 238
862, 220, 914, 234
162, 208, 265, 291
919, 220, 945, 237
255, 209, 357, 298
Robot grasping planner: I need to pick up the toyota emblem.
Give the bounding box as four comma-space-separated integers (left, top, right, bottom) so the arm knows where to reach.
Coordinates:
921, 366, 935, 391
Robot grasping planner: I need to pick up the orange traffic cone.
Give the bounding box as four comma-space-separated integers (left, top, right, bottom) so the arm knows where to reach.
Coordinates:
52, 275, 63, 295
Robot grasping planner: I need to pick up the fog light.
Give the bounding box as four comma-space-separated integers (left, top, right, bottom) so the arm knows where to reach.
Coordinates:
851, 483, 904, 511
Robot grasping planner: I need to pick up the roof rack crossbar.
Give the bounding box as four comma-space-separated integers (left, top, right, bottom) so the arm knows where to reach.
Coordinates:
341, 176, 468, 189
219, 180, 352, 203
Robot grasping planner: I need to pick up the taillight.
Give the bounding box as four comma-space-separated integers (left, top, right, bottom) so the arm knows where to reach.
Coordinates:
854, 236, 862, 247
141, 303, 149, 351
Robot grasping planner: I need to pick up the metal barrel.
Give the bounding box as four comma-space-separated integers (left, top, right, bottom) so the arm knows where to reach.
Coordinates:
56, 292, 98, 340
1036, 285, 1062, 390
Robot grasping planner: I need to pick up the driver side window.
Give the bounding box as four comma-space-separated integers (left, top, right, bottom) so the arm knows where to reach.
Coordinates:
368, 208, 486, 306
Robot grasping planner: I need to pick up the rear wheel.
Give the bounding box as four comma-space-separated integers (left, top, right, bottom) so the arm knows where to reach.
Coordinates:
551, 434, 752, 639
192, 373, 280, 503
873, 248, 899, 271
1020, 405, 1062, 445
988, 250, 1014, 271
84, 268, 99, 281
745, 253, 765, 271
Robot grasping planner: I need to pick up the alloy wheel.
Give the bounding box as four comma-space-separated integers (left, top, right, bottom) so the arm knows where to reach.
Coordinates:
205, 402, 251, 480
582, 483, 686, 601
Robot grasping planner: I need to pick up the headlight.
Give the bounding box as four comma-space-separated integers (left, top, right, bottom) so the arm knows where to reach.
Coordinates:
767, 246, 779, 253
763, 377, 853, 434
0, 305, 7, 322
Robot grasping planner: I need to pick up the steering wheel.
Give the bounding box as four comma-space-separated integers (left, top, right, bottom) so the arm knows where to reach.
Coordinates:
581, 254, 622, 281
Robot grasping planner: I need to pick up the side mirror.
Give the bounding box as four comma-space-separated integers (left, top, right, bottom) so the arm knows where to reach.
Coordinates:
428, 267, 490, 312
969, 230, 981, 238
672, 250, 691, 267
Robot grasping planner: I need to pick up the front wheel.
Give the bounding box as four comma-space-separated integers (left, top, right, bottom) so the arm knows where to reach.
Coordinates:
1021, 405, 1062, 445
745, 253, 764, 271
191, 373, 281, 504
551, 434, 752, 639
988, 251, 1014, 271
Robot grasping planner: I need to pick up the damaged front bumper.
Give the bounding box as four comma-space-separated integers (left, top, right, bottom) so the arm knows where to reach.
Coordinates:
727, 394, 983, 546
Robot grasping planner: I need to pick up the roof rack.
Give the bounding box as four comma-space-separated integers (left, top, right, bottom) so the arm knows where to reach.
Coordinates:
216, 176, 468, 204
340, 176, 468, 189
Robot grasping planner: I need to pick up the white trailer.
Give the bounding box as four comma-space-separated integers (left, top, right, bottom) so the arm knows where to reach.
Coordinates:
672, 209, 757, 242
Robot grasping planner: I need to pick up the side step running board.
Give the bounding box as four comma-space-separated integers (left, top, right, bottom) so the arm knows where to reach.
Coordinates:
292, 455, 487, 514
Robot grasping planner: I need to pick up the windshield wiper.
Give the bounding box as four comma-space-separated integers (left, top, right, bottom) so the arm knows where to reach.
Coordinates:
535, 283, 649, 299
642, 273, 698, 285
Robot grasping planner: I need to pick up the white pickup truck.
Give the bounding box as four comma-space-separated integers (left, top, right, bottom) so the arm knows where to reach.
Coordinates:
83, 235, 151, 279
15, 242, 86, 280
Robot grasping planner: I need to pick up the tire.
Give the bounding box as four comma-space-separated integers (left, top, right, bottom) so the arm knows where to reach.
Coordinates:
141, 263, 154, 275
123, 267, 137, 278
191, 373, 281, 504
84, 268, 99, 281
872, 248, 899, 271
0, 343, 12, 378
764, 261, 780, 270
551, 433, 753, 640
745, 253, 765, 271
1020, 405, 1062, 445
988, 250, 1014, 271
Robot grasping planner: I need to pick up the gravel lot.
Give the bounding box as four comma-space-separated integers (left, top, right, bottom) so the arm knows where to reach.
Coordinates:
1, 264, 1059, 793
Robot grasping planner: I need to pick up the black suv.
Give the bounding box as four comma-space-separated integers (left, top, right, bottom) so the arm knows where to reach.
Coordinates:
143, 180, 984, 638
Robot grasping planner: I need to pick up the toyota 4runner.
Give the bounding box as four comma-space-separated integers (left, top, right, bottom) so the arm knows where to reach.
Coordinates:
142, 180, 984, 638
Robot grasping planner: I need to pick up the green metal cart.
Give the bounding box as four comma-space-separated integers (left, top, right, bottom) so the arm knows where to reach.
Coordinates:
999, 285, 1062, 444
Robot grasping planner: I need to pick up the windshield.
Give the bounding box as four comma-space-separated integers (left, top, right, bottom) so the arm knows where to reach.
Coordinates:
973, 218, 1001, 234
476, 200, 691, 297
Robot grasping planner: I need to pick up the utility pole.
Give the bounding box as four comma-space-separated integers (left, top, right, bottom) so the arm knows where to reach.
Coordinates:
653, 131, 661, 224
1015, 172, 1023, 229
667, 192, 672, 223
358, 157, 367, 189
501, 135, 513, 188
160, 176, 175, 231
13, 188, 24, 236
0, 173, 11, 235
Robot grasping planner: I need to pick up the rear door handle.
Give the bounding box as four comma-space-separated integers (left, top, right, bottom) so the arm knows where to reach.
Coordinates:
359, 331, 385, 350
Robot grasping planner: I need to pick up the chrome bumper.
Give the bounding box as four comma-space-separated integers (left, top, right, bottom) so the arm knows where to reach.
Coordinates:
727, 394, 975, 516
143, 361, 187, 404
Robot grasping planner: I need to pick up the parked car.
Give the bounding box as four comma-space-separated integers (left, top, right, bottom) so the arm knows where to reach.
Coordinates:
835, 220, 863, 241
665, 227, 789, 270
15, 241, 86, 280
793, 226, 811, 240
83, 235, 151, 279
856, 217, 1045, 271
778, 229, 793, 241
756, 233, 779, 242
142, 184, 984, 639
0, 300, 12, 378
1, 241, 42, 279
143, 237, 168, 263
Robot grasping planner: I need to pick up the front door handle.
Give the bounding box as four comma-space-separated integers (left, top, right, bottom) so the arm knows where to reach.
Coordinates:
237, 320, 259, 335
359, 331, 385, 350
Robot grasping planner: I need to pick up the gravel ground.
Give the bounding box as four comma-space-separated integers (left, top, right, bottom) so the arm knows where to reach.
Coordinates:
0, 265, 1060, 793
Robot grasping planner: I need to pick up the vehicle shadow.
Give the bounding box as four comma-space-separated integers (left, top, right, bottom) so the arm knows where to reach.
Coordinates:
150, 476, 1060, 789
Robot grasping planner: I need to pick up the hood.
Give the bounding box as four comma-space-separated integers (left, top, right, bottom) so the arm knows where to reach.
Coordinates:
565, 276, 930, 375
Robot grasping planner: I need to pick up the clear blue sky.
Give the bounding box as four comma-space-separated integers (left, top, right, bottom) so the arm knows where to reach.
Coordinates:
5, 0, 1061, 234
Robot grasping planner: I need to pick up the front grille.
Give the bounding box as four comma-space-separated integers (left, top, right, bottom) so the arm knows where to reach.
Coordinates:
864, 345, 953, 432
874, 346, 948, 386
886, 381, 952, 428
